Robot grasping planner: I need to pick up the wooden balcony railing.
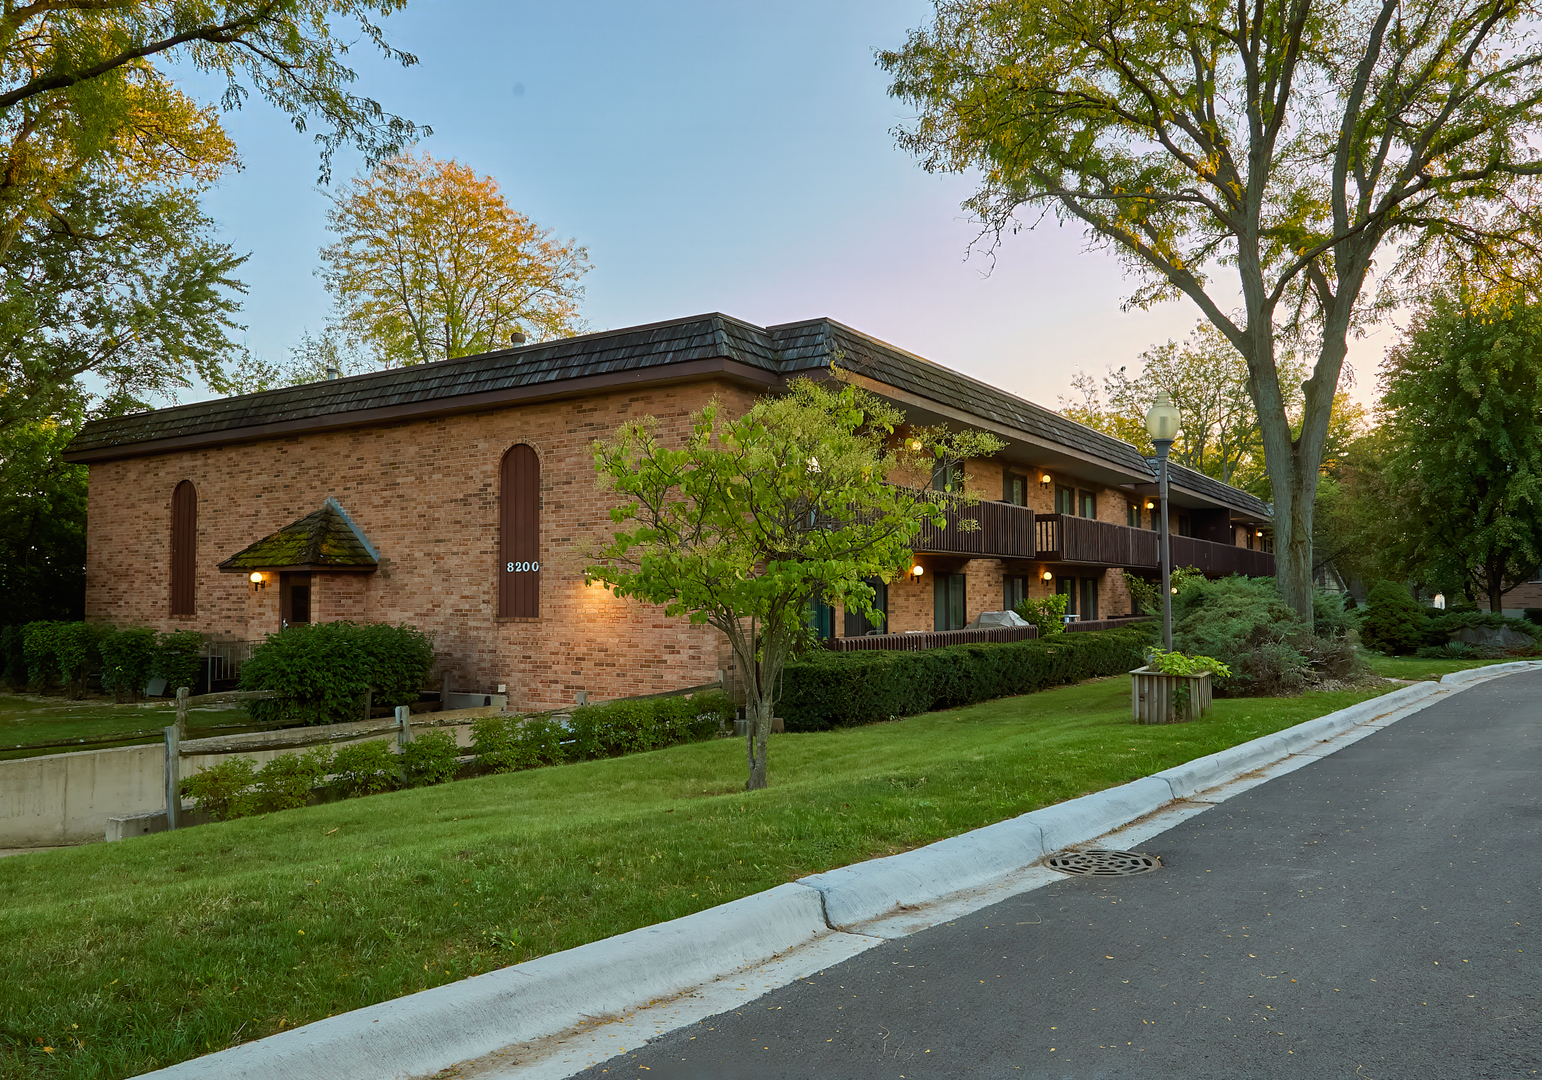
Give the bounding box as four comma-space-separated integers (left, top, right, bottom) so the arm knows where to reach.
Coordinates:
826, 625, 1039, 652
912, 498, 1036, 559
1036, 514, 1160, 567
1169, 535, 1276, 577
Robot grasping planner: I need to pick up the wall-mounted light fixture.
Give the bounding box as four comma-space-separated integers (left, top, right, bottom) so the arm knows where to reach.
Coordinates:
1039, 472, 1052, 488
911, 563, 925, 578
1145, 500, 1155, 510
1041, 569, 1053, 582
1256, 529, 1265, 537
249, 571, 267, 591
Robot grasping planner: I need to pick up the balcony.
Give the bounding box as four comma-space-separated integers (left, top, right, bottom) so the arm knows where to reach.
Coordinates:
1036, 514, 1159, 567
1170, 534, 1276, 577
912, 498, 1036, 559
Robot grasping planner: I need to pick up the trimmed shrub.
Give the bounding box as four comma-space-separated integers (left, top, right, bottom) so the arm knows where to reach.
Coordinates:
52, 621, 106, 698
777, 626, 1151, 732
1, 625, 27, 689
181, 758, 259, 821
472, 713, 572, 772
1426, 609, 1541, 645
254, 746, 335, 812
568, 691, 728, 759
1014, 593, 1067, 637
404, 729, 462, 786
331, 740, 400, 797
239, 621, 435, 726
99, 626, 158, 701
151, 630, 204, 694
1358, 581, 1432, 655
21, 621, 61, 690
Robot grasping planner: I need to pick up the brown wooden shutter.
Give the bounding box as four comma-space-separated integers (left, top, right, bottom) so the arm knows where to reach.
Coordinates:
170, 480, 197, 615
499, 444, 541, 617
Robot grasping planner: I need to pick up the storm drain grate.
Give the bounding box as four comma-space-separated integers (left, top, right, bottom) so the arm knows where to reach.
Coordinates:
1044, 849, 1161, 876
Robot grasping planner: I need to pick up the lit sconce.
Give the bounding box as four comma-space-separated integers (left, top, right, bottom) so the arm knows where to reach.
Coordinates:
1041, 569, 1053, 582
909, 438, 923, 451
249, 571, 267, 591
1039, 473, 1052, 488
1145, 500, 1155, 510
911, 563, 925, 578
1256, 529, 1265, 537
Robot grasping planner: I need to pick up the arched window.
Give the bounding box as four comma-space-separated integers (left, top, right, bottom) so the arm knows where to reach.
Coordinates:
170, 480, 197, 615
499, 444, 541, 617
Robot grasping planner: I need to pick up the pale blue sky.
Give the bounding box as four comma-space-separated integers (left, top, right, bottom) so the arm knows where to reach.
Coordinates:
180, 0, 1388, 411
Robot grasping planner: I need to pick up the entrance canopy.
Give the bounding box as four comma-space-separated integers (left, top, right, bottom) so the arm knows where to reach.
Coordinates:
218, 497, 379, 574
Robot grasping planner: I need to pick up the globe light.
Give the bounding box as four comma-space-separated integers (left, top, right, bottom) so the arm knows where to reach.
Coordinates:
1144, 394, 1181, 442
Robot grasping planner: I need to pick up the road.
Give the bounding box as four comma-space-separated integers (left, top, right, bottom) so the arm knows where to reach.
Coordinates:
571, 671, 1541, 1080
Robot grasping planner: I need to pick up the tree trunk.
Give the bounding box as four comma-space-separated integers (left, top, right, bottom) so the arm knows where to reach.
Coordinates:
1487, 564, 1505, 614
745, 697, 771, 791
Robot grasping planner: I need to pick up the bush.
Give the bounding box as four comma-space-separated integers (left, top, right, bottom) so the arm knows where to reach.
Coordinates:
239, 621, 435, 726
1426, 609, 1541, 645
21, 621, 61, 690
254, 747, 335, 812
1358, 581, 1431, 655
331, 740, 399, 797
151, 630, 204, 694
181, 758, 259, 821
778, 626, 1151, 732
568, 691, 727, 759
99, 627, 159, 701
1014, 593, 1067, 637
0, 625, 23, 690
1171, 576, 1363, 696
403, 729, 462, 787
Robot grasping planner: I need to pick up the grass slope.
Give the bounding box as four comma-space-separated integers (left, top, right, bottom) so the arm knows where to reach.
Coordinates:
1, 675, 1397, 1079
1361, 655, 1513, 681
0, 696, 253, 760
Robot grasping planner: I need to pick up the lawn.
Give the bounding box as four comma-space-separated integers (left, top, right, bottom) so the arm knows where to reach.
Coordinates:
1361, 654, 1518, 681
0, 695, 260, 761
0, 675, 1401, 1080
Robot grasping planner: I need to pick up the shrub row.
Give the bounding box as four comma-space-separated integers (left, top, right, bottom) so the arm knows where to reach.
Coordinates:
1, 622, 202, 699
1358, 581, 1542, 656
239, 621, 436, 725
776, 627, 1151, 732
471, 690, 732, 771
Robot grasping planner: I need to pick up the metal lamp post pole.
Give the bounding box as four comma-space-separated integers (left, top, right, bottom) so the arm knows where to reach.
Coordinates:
1156, 438, 1174, 652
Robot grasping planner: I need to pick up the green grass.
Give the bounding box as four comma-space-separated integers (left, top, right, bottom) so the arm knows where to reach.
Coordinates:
1362, 654, 1517, 681
0, 675, 1399, 1080
0, 695, 259, 760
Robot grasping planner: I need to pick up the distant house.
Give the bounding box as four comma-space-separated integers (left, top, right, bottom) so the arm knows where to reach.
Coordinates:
1502, 569, 1542, 616
63, 313, 1272, 712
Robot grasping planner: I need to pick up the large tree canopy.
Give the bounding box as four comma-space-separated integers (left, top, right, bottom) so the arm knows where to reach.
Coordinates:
321, 152, 591, 365
883, 0, 1542, 622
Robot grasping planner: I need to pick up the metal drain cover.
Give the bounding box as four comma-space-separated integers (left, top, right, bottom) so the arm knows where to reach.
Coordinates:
1045, 849, 1161, 876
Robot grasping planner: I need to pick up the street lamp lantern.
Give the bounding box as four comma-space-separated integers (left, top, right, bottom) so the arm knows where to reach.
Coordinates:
1143, 394, 1180, 651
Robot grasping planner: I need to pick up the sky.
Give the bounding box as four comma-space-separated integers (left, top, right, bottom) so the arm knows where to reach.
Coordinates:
176, 0, 1393, 414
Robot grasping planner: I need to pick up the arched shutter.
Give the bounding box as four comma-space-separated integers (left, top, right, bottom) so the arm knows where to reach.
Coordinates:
170, 480, 197, 615
499, 444, 541, 617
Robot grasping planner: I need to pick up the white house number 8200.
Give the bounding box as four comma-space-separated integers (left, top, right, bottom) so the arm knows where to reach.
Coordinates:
506, 561, 540, 573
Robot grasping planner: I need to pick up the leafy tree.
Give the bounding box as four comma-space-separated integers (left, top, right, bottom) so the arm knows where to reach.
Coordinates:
588, 379, 1003, 790
1377, 293, 1542, 611
321, 153, 591, 366
882, 0, 1542, 623
0, 411, 87, 622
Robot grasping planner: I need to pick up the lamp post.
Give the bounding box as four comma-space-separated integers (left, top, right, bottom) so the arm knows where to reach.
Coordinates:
1144, 394, 1181, 651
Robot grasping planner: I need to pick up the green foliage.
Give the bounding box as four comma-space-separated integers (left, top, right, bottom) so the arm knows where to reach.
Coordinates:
472, 692, 731, 775
151, 630, 204, 693
1014, 593, 1067, 637
470, 714, 567, 773
21, 621, 62, 690
239, 621, 435, 726
0, 625, 24, 689
1526, 608, 1542, 626
99, 626, 158, 701
589, 377, 1004, 787
1172, 577, 1362, 696
1377, 294, 1542, 610
1414, 641, 1477, 660
331, 740, 400, 798
50, 621, 105, 698
181, 758, 259, 822
1358, 581, 1432, 656
0, 414, 87, 622
1145, 648, 1231, 677
254, 747, 335, 813
778, 626, 1150, 732
403, 730, 462, 787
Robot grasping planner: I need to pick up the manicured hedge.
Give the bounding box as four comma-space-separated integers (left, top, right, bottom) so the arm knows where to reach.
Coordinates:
471, 690, 733, 772
778, 626, 1151, 732
240, 621, 435, 726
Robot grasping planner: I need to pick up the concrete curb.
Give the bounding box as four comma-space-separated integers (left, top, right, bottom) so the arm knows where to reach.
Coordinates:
132, 665, 1542, 1080
140, 883, 829, 1080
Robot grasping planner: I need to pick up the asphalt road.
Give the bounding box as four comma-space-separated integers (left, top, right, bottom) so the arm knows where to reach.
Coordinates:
571, 671, 1541, 1080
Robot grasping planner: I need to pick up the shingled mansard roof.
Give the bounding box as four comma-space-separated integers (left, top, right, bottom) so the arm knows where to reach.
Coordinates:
218, 498, 379, 573
65, 313, 1269, 519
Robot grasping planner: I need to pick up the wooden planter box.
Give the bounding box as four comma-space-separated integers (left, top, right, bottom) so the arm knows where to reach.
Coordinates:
1130, 667, 1214, 724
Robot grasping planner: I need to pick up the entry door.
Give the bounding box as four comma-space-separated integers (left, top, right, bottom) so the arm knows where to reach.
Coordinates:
279, 572, 312, 628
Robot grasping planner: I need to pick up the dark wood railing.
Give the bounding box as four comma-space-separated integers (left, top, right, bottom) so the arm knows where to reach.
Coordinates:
1169, 535, 1276, 577
826, 625, 1039, 652
1065, 616, 1152, 633
1036, 514, 1160, 567
912, 498, 1036, 559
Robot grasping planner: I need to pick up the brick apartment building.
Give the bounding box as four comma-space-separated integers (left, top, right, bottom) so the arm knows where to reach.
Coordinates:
63, 314, 1274, 711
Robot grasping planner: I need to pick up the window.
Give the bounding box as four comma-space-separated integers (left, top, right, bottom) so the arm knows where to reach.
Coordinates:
1127, 503, 1142, 528
499, 444, 541, 617
1055, 485, 1075, 515
1003, 575, 1029, 612
280, 572, 311, 626
844, 578, 888, 637
170, 480, 197, 615
1079, 490, 1097, 519
808, 597, 836, 640
932, 460, 963, 493
934, 573, 967, 630
1056, 576, 1100, 620
1004, 474, 1028, 506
